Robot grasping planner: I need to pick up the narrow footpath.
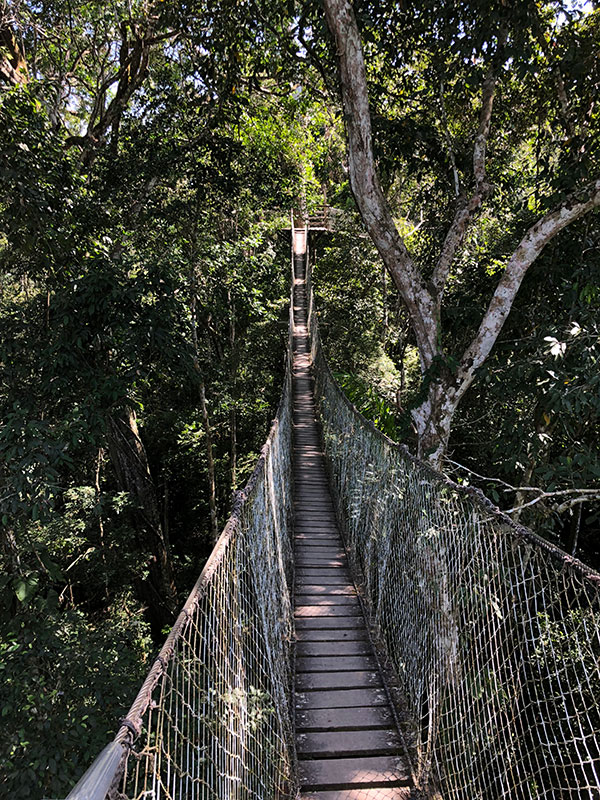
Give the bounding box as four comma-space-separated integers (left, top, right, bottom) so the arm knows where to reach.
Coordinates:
291, 231, 411, 800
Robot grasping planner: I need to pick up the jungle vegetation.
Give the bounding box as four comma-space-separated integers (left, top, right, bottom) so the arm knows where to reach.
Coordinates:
0, 0, 598, 796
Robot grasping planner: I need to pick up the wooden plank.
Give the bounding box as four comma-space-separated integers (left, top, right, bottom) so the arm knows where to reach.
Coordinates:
294, 585, 355, 596
295, 605, 359, 618
295, 551, 346, 561
294, 472, 325, 478
295, 506, 335, 512
294, 500, 334, 508
295, 616, 364, 630
295, 564, 348, 573
295, 506, 335, 513
296, 655, 377, 672
295, 544, 344, 552
295, 570, 352, 581
296, 670, 381, 690
294, 527, 340, 535
294, 529, 346, 544
297, 755, 410, 789
295, 447, 323, 452
296, 556, 348, 568
294, 472, 328, 478
294, 471, 326, 477
294, 596, 359, 607
296, 687, 389, 709
296, 729, 402, 757
296, 640, 371, 657
295, 542, 343, 549
300, 788, 411, 799
294, 511, 338, 518
295, 629, 368, 642
295, 544, 344, 553
296, 705, 394, 731
295, 538, 342, 545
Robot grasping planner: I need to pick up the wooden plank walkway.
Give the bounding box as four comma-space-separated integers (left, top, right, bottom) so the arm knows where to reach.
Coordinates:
291, 240, 411, 800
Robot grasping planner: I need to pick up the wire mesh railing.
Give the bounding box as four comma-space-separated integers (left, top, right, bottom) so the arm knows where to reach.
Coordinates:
65, 303, 297, 800
307, 261, 600, 799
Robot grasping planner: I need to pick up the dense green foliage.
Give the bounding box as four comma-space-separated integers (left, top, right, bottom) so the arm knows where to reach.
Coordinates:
0, 2, 303, 793
0, 0, 599, 795
309, 0, 599, 557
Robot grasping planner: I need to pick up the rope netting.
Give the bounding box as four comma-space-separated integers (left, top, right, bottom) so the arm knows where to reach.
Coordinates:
119, 404, 296, 800
67, 306, 296, 800
307, 263, 600, 798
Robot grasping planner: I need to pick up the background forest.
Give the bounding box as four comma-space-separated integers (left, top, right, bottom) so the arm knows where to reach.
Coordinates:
0, 0, 598, 796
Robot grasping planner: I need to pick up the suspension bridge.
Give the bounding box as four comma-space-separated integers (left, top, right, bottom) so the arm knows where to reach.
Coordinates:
64, 221, 600, 800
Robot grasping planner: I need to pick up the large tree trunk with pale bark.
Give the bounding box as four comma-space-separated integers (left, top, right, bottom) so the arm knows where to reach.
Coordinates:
413, 381, 457, 468
323, 0, 600, 469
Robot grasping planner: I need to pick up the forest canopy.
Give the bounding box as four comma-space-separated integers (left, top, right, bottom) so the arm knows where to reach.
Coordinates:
0, 0, 599, 796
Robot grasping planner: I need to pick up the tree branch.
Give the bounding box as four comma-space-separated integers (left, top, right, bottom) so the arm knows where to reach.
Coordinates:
0, 21, 28, 85
446, 458, 600, 517
456, 178, 600, 399
432, 61, 500, 300
444, 457, 520, 491
323, 0, 438, 368
505, 490, 600, 515
438, 81, 460, 198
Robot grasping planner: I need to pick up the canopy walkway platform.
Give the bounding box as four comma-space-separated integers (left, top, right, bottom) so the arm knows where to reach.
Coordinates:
65, 222, 600, 800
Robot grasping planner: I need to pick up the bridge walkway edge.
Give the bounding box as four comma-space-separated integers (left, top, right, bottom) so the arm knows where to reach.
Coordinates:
291, 236, 412, 800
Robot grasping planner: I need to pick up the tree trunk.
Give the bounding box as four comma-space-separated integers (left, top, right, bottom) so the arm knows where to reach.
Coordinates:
567, 503, 583, 557
230, 406, 237, 491
228, 284, 238, 491
412, 380, 457, 470
106, 404, 176, 634
0, 24, 28, 86
199, 381, 219, 541
189, 281, 220, 542
323, 0, 600, 470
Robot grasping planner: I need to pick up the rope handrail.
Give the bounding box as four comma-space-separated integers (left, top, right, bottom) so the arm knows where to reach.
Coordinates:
311, 320, 600, 584
63, 241, 298, 800
306, 256, 600, 798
